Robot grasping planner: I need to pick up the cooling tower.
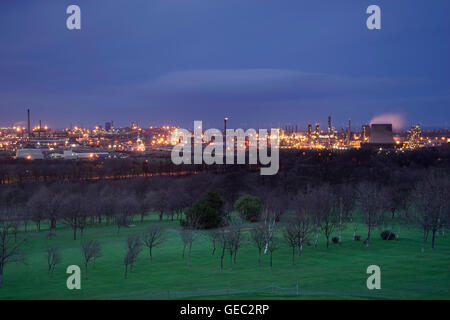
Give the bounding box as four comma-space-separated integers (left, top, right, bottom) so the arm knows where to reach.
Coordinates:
361, 123, 395, 149
369, 124, 394, 144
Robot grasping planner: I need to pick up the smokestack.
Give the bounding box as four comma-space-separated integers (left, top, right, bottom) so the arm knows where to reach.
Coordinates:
224, 117, 228, 153
224, 117, 228, 134
328, 116, 331, 134
327, 116, 332, 147
27, 109, 31, 140
347, 119, 351, 146
39, 120, 42, 139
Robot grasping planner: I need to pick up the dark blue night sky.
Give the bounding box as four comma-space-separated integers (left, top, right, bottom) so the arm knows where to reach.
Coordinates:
0, 0, 449, 130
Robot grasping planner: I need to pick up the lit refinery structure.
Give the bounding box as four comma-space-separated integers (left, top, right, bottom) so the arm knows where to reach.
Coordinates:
1, 110, 449, 161
0, 109, 179, 160
279, 118, 448, 150
279, 117, 360, 150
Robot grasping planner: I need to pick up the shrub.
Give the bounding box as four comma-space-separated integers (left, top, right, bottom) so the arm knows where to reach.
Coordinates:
380, 230, 396, 240
354, 235, 361, 241
205, 192, 224, 214
46, 232, 57, 239
234, 194, 262, 222
332, 236, 339, 244
182, 192, 225, 229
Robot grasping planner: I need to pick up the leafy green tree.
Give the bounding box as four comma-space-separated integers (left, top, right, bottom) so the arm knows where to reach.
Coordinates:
204, 192, 224, 215
182, 192, 225, 229
234, 195, 262, 221
184, 200, 220, 229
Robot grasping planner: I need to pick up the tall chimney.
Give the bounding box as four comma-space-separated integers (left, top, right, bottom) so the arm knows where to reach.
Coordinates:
27, 109, 31, 140
328, 116, 332, 147
347, 119, 351, 146
224, 117, 228, 153
328, 116, 332, 134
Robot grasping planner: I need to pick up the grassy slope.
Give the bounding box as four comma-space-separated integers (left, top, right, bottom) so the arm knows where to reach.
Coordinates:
0, 214, 449, 300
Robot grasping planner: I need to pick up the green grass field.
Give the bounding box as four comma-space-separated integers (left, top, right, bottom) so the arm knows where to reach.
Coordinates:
1, 214, 449, 300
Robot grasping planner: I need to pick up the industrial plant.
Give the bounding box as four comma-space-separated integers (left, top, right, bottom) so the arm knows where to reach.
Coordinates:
0, 110, 449, 161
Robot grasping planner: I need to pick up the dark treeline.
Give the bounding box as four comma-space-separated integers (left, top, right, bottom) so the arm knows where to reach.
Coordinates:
0, 150, 448, 239
0, 146, 449, 185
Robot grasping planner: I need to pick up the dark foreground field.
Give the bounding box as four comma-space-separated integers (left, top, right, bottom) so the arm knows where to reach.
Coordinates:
0, 213, 449, 300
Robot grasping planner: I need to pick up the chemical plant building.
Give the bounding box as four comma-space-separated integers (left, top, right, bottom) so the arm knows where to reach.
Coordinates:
16, 149, 110, 160
16, 148, 45, 160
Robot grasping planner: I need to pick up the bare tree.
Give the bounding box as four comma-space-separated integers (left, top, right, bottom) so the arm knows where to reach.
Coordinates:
148, 189, 170, 221
254, 188, 287, 255
267, 235, 280, 270
227, 218, 245, 266
26, 187, 48, 232
115, 195, 137, 234
81, 239, 102, 279
124, 235, 142, 278
60, 194, 83, 240
379, 186, 407, 241
97, 193, 117, 225
138, 194, 151, 223
46, 185, 64, 230
293, 191, 317, 256
215, 226, 239, 271
8, 219, 19, 244
18, 207, 30, 234
260, 198, 284, 255
283, 224, 299, 265
216, 229, 228, 271
168, 183, 190, 221
356, 182, 384, 248
352, 223, 359, 240
46, 246, 62, 277
180, 225, 198, 267
250, 224, 266, 267
412, 172, 449, 252
335, 184, 355, 243
313, 185, 339, 248
78, 200, 90, 238
142, 225, 165, 262
207, 230, 220, 256
0, 221, 26, 288
26, 185, 62, 231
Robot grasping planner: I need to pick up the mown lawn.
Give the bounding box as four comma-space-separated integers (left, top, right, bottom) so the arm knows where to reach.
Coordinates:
0, 214, 449, 300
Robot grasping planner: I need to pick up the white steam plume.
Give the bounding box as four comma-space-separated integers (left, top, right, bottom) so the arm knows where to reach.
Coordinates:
369, 113, 406, 130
